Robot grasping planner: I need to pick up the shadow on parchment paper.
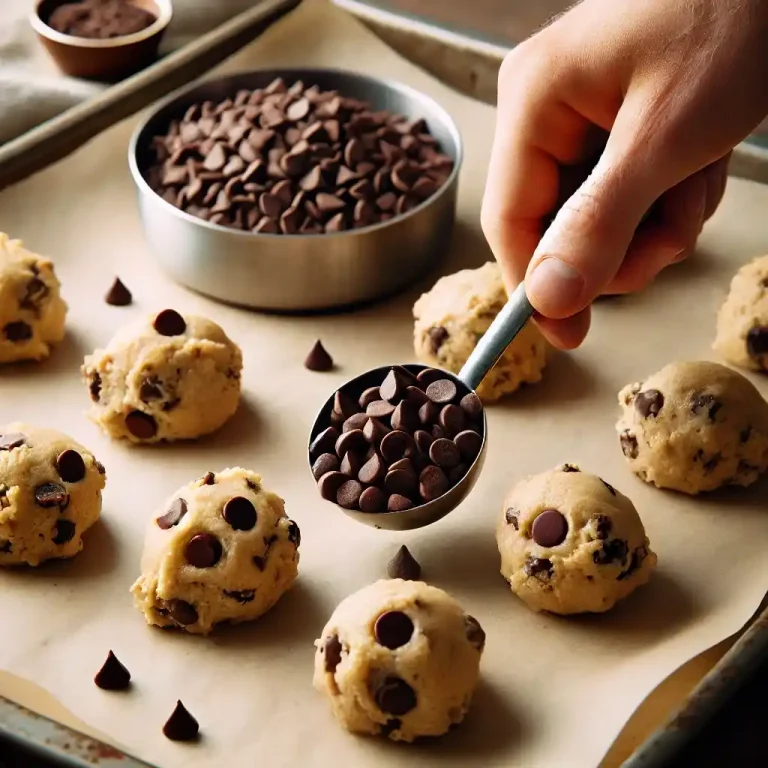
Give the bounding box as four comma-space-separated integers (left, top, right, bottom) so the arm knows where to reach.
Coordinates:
414, 526, 503, 597
554, 571, 702, 650
0, 329, 89, 386
367, 678, 526, 762
210, 581, 330, 651
489, 350, 600, 411
0, 518, 118, 581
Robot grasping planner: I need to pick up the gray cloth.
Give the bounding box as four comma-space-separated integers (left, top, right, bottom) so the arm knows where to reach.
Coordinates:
0, 0, 256, 145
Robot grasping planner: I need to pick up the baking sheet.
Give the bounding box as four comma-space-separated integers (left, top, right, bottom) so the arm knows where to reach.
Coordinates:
0, 2, 767, 767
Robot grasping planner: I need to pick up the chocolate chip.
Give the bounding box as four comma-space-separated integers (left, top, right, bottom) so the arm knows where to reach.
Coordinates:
560, 463, 580, 473
157, 498, 187, 529
388, 494, 414, 511
413, 429, 434, 456
746, 326, 768, 360
0, 433, 26, 451
94, 651, 131, 691
426, 378, 457, 404
359, 486, 387, 512
139, 377, 163, 402
342, 413, 369, 433
740, 425, 752, 444
459, 392, 483, 419
337, 479, 364, 509
427, 326, 449, 354
340, 450, 364, 477
464, 615, 485, 650
153, 309, 186, 336
312, 453, 339, 480
380, 430, 415, 463
304, 340, 334, 371
620, 431, 638, 459
418, 401, 439, 426
52, 519, 76, 544
391, 401, 419, 432
404, 386, 429, 409
95, 461, 106, 475
429, 438, 460, 468
380, 368, 409, 403
524, 556, 553, 579
359, 387, 380, 409
4, 321, 32, 342
224, 589, 255, 603
454, 430, 482, 462
201, 471, 215, 485
318, 471, 347, 501
89, 373, 102, 403
635, 389, 664, 418
185, 533, 223, 567
593, 538, 629, 566
416, 368, 444, 386
374, 611, 414, 649
310, 426, 339, 458
363, 417, 390, 445
367, 399, 396, 419
617, 546, 648, 581
593, 514, 612, 539
384, 468, 418, 497
419, 465, 449, 501
324, 634, 343, 673
163, 701, 199, 741
381, 719, 401, 738
223, 496, 257, 530
56, 450, 85, 483
125, 410, 157, 439
287, 520, 301, 546
336, 429, 367, 458
35, 483, 68, 508
333, 391, 360, 420
505, 508, 520, 529
531, 509, 568, 547
387, 545, 421, 580
105, 277, 132, 306
372, 676, 417, 716
438, 404, 465, 435
691, 393, 722, 421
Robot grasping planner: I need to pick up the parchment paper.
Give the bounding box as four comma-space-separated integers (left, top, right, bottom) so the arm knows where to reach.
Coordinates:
1, 2, 767, 766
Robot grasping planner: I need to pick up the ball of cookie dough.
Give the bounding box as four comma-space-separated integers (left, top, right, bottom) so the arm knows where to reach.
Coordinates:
313, 579, 484, 742
0, 423, 105, 566
82, 309, 242, 443
713, 254, 768, 371
497, 465, 656, 615
0, 232, 67, 364
616, 361, 768, 494
131, 467, 300, 635
413, 262, 546, 402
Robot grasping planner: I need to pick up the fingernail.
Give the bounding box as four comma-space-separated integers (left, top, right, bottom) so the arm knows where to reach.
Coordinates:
526, 258, 585, 318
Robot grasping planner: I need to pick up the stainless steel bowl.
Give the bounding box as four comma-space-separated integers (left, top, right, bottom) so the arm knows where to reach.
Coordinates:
128, 67, 463, 311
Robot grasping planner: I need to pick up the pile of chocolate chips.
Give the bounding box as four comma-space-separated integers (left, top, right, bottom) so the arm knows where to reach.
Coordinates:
48, 0, 156, 39
310, 366, 483, 512
145, 77, 454, 234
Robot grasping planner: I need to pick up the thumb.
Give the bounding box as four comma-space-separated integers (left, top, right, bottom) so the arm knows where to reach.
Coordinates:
524, 149, 660, 320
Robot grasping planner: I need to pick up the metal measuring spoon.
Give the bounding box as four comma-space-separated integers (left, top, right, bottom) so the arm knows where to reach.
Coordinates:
307, 282, 534, 531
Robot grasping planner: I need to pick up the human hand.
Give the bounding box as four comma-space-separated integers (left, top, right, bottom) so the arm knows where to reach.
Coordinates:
481, 0, 768, 349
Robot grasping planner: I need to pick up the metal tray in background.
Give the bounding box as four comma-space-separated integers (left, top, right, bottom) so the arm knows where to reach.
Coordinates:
0, 0, 301, 192
1, 2, 767, 766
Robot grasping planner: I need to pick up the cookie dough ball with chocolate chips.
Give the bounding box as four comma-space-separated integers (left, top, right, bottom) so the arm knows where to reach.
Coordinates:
313, 579, 484, 742
713, 254, 768, 371
497, 465, 656, 614
0, 233, 67, 364
131, 468, 300, 635
82, 309, 242, 443
616, 361, 768, 494
0, 423, 105, 566
413, 262, 546, 402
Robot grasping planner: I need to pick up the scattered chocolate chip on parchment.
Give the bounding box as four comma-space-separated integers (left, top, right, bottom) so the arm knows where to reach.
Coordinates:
94, 650, 131, 690
304, 339, 334, 371
105, 277, 132, 306
387, 545, 421, 580
48, 0, 156, 39
163, 700, 200, 741
144, 78, 454, 235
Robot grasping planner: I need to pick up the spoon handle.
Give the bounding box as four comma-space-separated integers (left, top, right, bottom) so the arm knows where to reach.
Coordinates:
457, 281, 534, 392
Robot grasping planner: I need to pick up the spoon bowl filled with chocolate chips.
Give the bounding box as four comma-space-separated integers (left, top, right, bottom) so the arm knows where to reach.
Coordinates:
129, 68, 462, 311
308, 282, 535, 530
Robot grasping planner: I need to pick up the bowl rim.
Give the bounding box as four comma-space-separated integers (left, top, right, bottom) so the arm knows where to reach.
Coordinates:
30, 0, 173, 49
127, 66, 464, 241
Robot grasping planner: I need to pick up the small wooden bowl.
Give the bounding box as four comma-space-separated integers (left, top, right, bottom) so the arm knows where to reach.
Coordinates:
30, 0, 173, 82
